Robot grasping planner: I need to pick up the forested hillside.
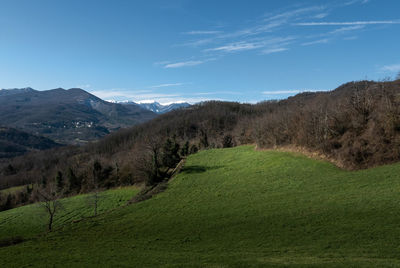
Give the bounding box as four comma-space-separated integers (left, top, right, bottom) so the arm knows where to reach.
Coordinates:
0, 127, 61, 158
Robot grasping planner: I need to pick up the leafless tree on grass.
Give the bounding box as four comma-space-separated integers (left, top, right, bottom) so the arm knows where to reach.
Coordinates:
37, 183, 62, 231
88, 160, 104, 217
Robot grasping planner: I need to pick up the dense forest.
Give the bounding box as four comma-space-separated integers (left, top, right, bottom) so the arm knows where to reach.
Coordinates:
1, 79, 400, 211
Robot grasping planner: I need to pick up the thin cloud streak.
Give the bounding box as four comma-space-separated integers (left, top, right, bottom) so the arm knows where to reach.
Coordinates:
264, 6, 325, 22
206, 42, 263, 52
381, 64, 400, 73
184, 30, 222, 35
163, 3, 398, 70
262, 47, 288, 55
150, 83, 185, 88
302, 38, 329, 46
164, 60, 206, 68
329, 25, 365, 34
205, 37, 295, 53
296, 20, 400, 26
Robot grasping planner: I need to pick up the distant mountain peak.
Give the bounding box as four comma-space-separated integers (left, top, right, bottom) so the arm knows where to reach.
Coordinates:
117, 100, 190, 114
137, 101, 191, 114
0, 87, 157, 145
0, 87, 36, 96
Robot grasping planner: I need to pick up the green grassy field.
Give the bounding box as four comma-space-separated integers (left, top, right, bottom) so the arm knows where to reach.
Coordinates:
0, 186, 139, 241
2, 146, 400, 267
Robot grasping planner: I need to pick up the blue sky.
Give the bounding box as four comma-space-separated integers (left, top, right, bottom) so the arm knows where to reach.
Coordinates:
0, 0, 399, 104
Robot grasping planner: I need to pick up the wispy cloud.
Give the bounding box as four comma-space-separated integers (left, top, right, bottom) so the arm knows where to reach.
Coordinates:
163, 59, 210, 68
206, 37, 295, 53
302, 38, 329, 46
163, 3, 398, 68
329, 25, 365, 34
184, 30, 222, 35
381, 64, 400, 73
264, 6, 325, 22
296, 20, 400, 26
262, 47, 289, 55
206, 41, 263, 52
344, 0, 370, 6
313, 13, 328, 19
150, 83, 185, 88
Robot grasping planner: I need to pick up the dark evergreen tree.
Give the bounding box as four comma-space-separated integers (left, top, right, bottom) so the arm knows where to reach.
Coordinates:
41, 176, 47, 188
200, 130, 209, 149
161, 138, 181, 169
93, 161, 102, 185
4, 194, 13, 210
180, 141, 189, 156
67, 167, 81, 192
26, 184, 32, 194
3, 164, 16, 175
55, 171, 64, 192
190, 144, 198, 154
223, 134, 234, 148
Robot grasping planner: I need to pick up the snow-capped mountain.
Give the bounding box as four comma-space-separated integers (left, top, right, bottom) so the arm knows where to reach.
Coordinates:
123, 101, 191, 114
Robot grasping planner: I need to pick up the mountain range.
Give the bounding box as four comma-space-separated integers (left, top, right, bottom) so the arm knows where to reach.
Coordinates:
0, 88, 157, 145
0, 87, 191, 150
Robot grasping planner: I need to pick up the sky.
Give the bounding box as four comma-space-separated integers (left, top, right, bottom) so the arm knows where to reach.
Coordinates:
0, 0, 399, 104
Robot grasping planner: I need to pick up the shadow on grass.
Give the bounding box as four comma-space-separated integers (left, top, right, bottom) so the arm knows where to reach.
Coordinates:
0, 236, 25, 248
181, 165, 223, 174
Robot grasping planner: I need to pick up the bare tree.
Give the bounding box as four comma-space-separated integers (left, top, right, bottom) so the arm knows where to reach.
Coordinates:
132, 135, 162, 186
396, 72, 400, 80
90, 160, 102, 217
37, 183, 62, 231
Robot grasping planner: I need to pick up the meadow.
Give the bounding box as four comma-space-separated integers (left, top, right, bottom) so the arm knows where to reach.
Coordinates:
0, 186, 139, 241
1, 146, 400, 267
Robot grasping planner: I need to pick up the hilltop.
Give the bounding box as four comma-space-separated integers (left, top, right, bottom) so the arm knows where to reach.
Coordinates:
0, 88, 157, 145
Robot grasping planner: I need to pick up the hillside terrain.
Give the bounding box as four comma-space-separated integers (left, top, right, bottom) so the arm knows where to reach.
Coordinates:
1, 79, 400, 207
1, 146, 400, 267
0, 127, 61, 158
0, 88, 156, 145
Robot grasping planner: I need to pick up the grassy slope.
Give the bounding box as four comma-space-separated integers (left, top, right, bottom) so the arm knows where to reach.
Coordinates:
2, 146, 400, 267
0, 186, 139, 241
